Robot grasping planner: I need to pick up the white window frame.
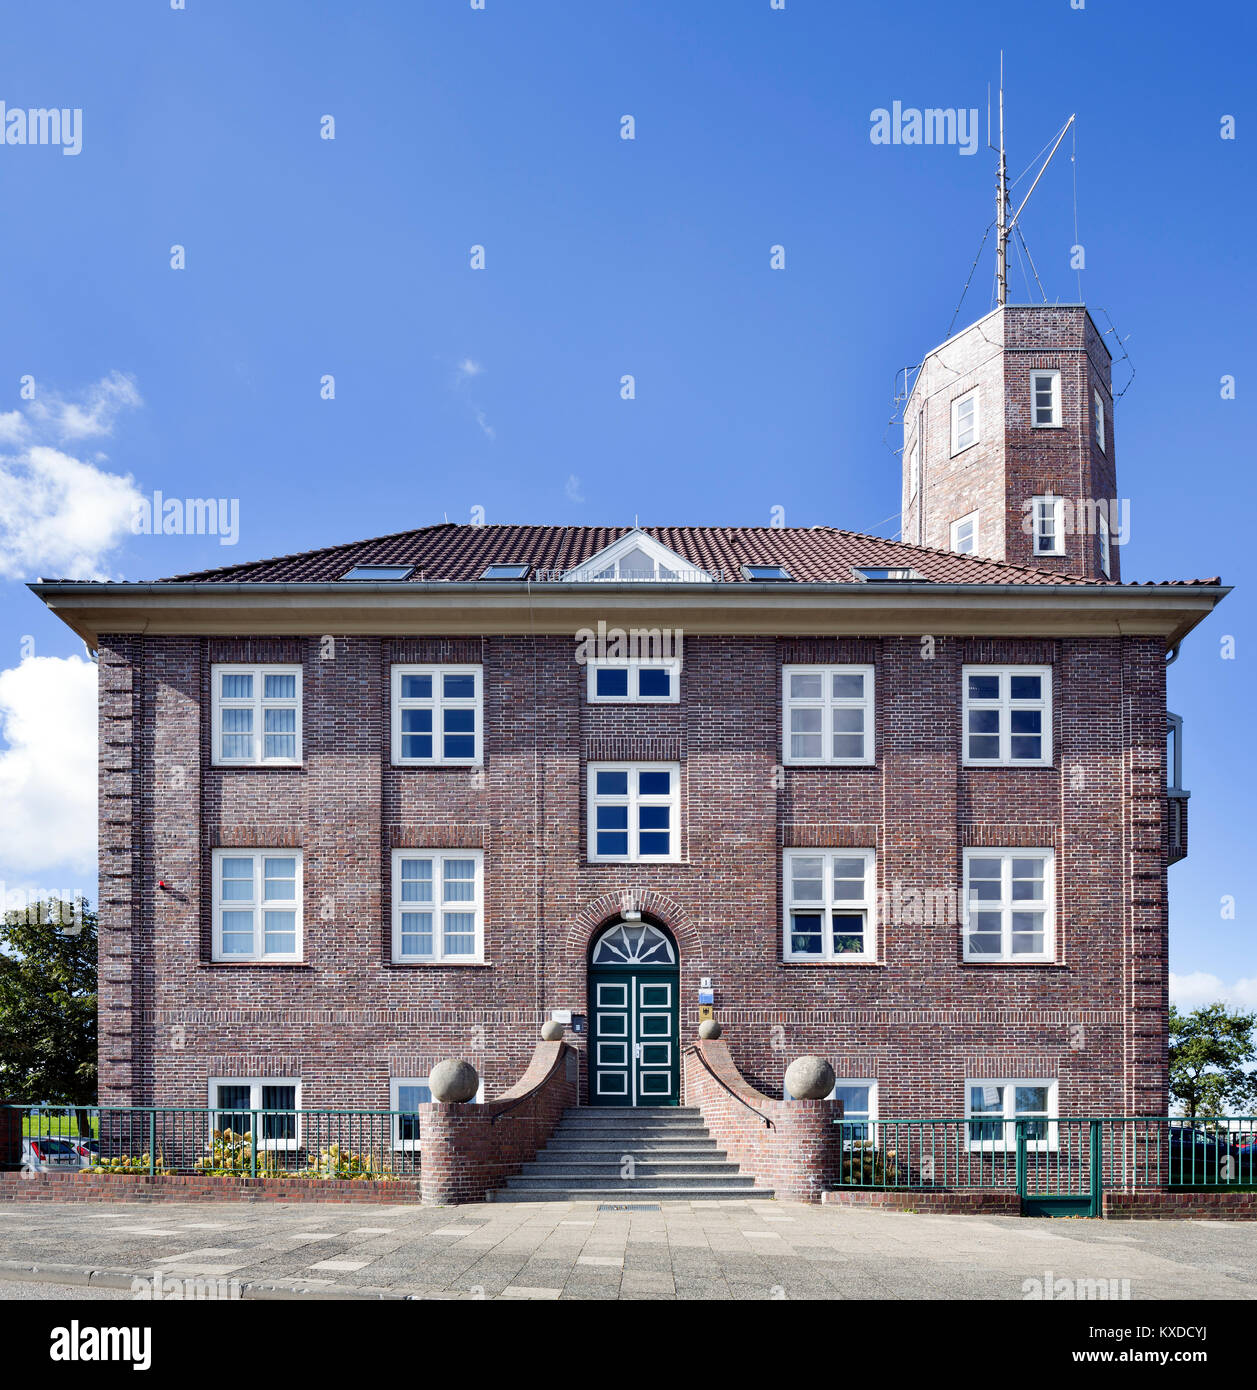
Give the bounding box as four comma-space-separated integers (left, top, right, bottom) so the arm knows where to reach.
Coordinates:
1094, 387, 1106, 453
391, 664, 483, 767
587, 762, 680, 864
1029, 369, 1062, 428
391, 849, 485, 962
211, 849, 303, 962
212, 664, 302, 766
586, 657, 681, 704
962, 664, 1053, 767
782, 665, 875, 766
1098, 510, 1111, 577
782, 848, 877, 963
1031, 496, 1066, 556
962, 847, 1055, 963
830, 1079, 878, 1147
965, 1078, 1058, 1152
207, 1077, 302, 1150
950, 510, 979, 555
950, 388, 979, 455
390, 1075, 483, 1150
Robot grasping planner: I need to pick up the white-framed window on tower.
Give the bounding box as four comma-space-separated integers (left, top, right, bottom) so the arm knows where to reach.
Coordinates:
1094, 387, 1106, 453
950, 388, 979, 455
1031, 496, 1066, 556
1030, 370, 1062, 428
908, 441, 920, 500
1098, 510, 1112, 577
950, 511, 979, 555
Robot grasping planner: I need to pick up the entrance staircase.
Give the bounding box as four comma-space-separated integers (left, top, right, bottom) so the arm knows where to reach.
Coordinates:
490, 1106, 773, 1202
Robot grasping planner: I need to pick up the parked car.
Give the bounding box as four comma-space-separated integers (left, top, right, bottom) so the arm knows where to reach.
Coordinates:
21, 1137, 87, 1171
74, 1138, 99, 1165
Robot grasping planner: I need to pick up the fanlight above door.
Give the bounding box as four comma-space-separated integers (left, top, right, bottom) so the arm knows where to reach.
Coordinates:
590, 921, 676, 967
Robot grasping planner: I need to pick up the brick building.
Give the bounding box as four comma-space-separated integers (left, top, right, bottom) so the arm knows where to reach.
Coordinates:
32, 306, 1226, 1143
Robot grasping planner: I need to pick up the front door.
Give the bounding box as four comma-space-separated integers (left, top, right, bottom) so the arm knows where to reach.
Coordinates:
588, 921, 679, 1107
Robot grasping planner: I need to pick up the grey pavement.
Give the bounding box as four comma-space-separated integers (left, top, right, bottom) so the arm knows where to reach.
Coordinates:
0, 1198, 1254, 1300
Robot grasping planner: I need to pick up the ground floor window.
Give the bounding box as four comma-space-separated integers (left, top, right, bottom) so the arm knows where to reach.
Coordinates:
208, 1078, 301, 1148
831, 1080, 877, 1144
390, 1076, 483, 1149
965, 1078, 1057, 1151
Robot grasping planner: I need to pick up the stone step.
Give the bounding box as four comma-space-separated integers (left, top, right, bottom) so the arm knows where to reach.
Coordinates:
521, 1158, 740, 1177
504, 1171, 758, 1191
539, 1142, 725, 1157
489, 1186, 774, 1203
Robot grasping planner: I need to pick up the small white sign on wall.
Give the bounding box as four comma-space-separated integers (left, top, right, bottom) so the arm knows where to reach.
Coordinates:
550, 1009, 572, 1024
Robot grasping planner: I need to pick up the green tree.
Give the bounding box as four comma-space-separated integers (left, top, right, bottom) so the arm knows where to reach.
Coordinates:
1169, 1002, 1257, 1117
0, 898, 97, 1132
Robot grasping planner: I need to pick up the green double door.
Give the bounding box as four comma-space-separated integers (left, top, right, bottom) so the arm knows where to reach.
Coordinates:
590, 967, 680, 1106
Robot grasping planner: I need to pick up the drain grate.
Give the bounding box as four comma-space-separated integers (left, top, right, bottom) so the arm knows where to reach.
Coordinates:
596, 1203, 661, 1211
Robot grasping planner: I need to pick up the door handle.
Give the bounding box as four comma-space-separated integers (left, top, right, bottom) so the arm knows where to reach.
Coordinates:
633, 1043, 641, 1060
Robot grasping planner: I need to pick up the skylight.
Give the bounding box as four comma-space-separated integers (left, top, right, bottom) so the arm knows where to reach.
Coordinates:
480, 563, 531, 580
741, 564, 793, 581
852, 567, 923, 582
340, 565, 414, 581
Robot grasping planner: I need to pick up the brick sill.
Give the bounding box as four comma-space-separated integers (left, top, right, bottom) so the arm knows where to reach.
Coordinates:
780, 960, 884, 968
200, 961, 314, 969
961, 960, 1064, 968
384, 961, 493, 969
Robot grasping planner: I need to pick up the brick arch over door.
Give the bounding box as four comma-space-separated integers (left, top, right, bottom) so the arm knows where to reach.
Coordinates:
566, 891, 704, 964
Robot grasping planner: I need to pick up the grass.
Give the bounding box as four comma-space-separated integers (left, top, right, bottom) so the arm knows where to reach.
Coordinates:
19, 1112, 99, 1139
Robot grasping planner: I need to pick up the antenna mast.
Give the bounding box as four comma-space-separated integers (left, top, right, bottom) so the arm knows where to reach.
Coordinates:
993, 53, 1076, 307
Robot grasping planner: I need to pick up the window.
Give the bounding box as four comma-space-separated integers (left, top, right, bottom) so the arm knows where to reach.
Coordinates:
1094, 388, 1106, 453
782, 666, 875, 765
391, 850, 484, 962
962, 665, 1052, 766
1031, 496, 1065, 556
588, 763, 679, 862
950, 389, 979, 454
390, 1076, 482, 1149
950, 511, 979, 555
831, 1080, 877, 1144
391, 665, 482, 766
783, 849, 876, 961
340, 565, 414, 580
908, 442, 920, 500
741, 564, 793, 581
480, 563, 530, 580
1030, 370, 1061, 428
1167, 712, 1184, 792
212, 665, 301, 766
1098, 510, 1111, 577
208, 1078, 301, 1148
852, 567, 922, 582
212, 850, 302, 962
963, 848, 1054, 962
966, 1079, 1057, 1151
587, 657, 681, 704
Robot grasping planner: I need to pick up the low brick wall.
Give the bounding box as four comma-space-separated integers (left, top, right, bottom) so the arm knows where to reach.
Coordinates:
1104, 1190, 1257, 1220
683, 1039, 841, 1202
0, 1171, 421, 1203
419, 1039, 577, 1204
823, 1188, 1021, 1215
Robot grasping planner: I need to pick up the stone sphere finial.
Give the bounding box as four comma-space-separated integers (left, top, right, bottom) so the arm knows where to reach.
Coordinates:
428, 1059, 480, 1104
541, 1020, 565, 1042
784, 1055, 835, 1101
697, 1019, 723, 1040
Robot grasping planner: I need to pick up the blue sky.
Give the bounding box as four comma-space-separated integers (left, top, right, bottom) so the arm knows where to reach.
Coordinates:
0, 0, 1252, 1006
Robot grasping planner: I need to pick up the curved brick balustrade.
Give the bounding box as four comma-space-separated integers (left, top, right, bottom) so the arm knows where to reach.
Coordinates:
683, 1038, 843, 1203
419, 1040, 578, 1205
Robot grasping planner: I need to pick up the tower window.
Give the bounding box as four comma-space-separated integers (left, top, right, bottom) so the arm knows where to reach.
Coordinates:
908, 442, 920, 500
1094, 388, 1106, 453
1098, 511, 1112, 577
1031, 496, 1065, 556
950, 390, 979, 455
950, 511, 979, 555
1029, 370, 1061, 428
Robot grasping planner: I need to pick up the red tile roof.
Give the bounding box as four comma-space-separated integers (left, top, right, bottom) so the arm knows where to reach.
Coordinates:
153, 523, 1219, 588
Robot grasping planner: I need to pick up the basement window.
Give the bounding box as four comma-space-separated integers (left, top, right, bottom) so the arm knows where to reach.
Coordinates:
340, 565, 414, 580
209, 1079, 301, 1148
741, 564, 793, 581
481, 563, 530, 580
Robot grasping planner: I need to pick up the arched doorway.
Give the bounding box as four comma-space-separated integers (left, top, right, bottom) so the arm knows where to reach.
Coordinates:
588, 918, 680, 1107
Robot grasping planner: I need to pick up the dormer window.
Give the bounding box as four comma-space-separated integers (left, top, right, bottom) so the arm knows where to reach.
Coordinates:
741, 564, 793, 581
561, 530, 713, 584
852, 567, 921, 582
340, 565, 414, 581
480, 564, 530, 580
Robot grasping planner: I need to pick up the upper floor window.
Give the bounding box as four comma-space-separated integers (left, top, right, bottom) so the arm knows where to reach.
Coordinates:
950, 389, 979, 455
950, 511, 979, 555
782, 665, 874, 766
587, 658, 681, 704
391, 849, 484, 962
1030, 370, 1061, 428
1031, 495, 1065, 556
212, 849, 302, 961
212, 665, 302, 766
966, 1079, 1057, 1151
1094, 388, 1106, 453
340, 565, 414, 581
1098, 510, 1112, 577
741, 564, 793, 581
783, 849, 876, 962
963, 848, 1054, 962
391, 665, 482, 766
481, 563, 530, 580
963, 665, 1052, 766
1167, 712, 1184, 792
209, 1078, 301, 1149
588, 763, 679, 863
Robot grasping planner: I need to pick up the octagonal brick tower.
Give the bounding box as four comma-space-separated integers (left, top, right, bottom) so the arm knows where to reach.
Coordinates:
902, 304, 1119, 581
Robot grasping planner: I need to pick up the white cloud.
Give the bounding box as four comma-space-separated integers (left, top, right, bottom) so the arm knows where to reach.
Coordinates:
455, 358, 484, 380
0, 655, 97, 882
0, 373, 144, 580
1170, 971, 1257, 1012
565, 473, 585, 503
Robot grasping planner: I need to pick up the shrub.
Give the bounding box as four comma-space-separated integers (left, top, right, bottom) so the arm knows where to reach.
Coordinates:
87, 1151, 167, 1174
